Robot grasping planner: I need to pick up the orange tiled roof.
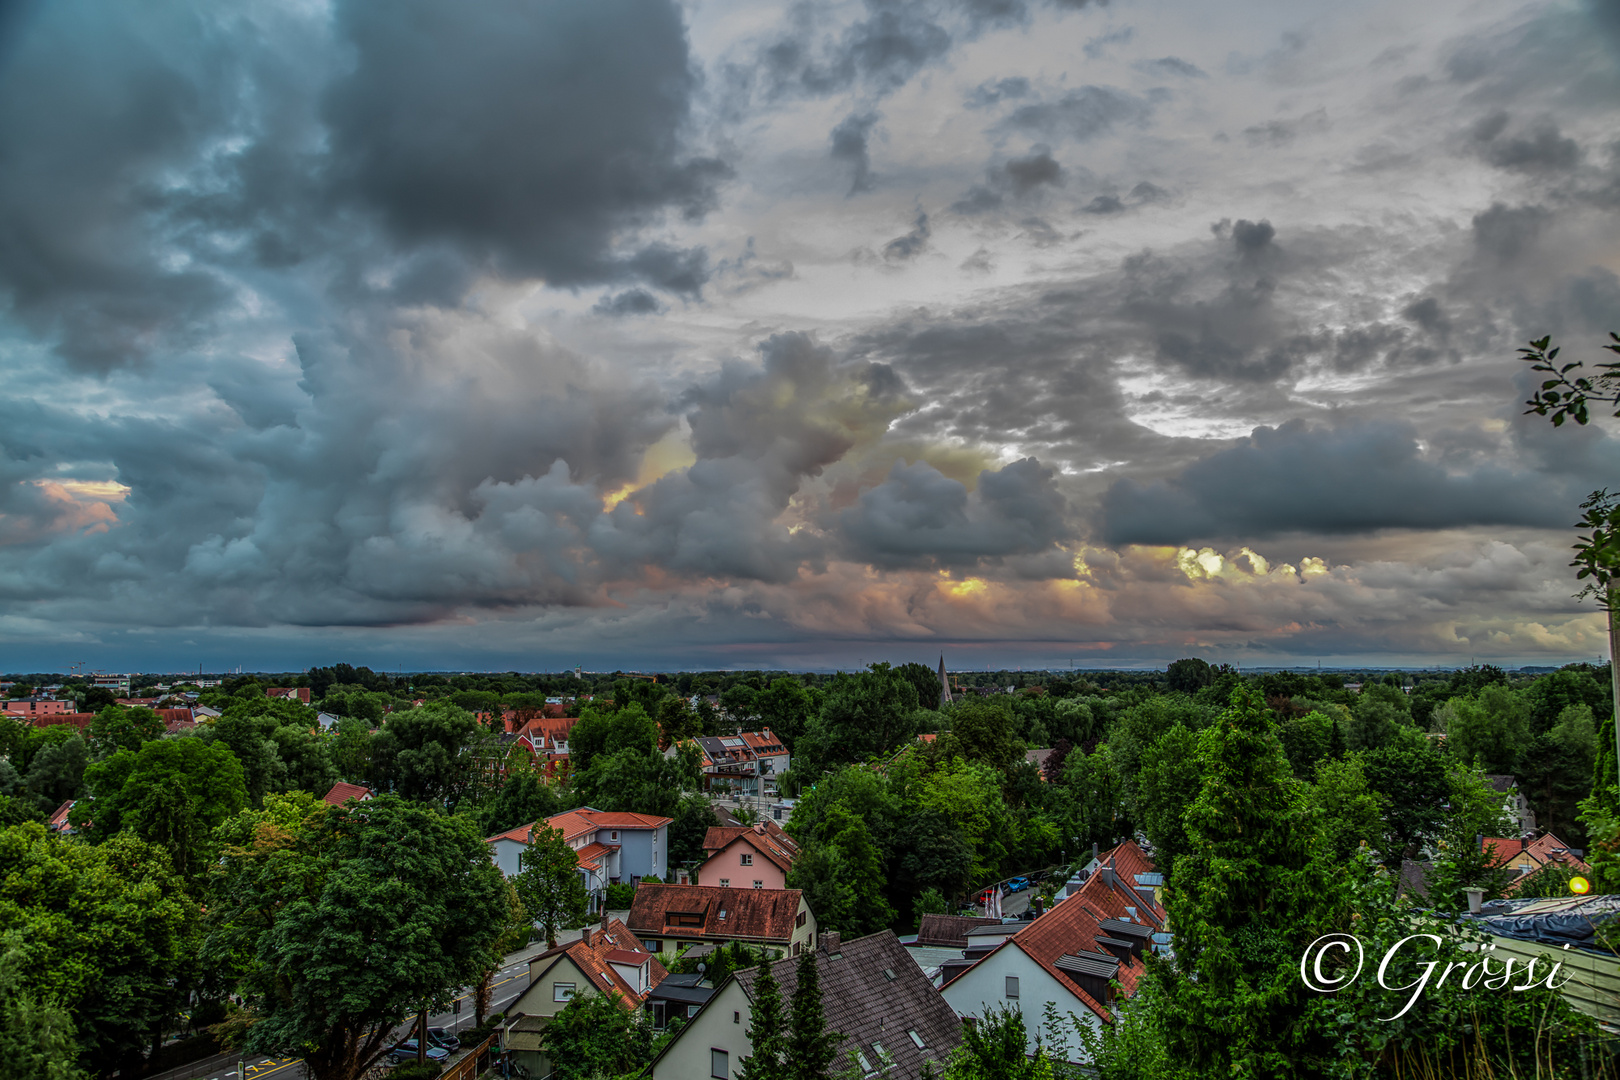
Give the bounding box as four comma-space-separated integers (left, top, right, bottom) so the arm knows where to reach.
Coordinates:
322, 782, 372, 807
1485, 832, 1593, 891
626, 883, 804, 944
530, 918, 666, 1007
945, 839, 1165, 1022
702, 823, 800, 873
576, 841, 615, 869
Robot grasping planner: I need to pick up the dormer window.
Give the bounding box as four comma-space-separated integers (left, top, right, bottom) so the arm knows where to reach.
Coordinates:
611, 831, 619, 841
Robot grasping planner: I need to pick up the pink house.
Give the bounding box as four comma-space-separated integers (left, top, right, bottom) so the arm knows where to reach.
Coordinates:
3, 698, 72, 716
698, 821, 801, 890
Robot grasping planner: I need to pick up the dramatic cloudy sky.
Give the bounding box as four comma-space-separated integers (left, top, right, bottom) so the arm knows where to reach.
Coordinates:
0, 0, 1617, 672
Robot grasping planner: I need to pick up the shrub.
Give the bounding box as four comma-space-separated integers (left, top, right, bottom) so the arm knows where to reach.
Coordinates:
388, 1062, 442, 1080
604, 882, 637, 909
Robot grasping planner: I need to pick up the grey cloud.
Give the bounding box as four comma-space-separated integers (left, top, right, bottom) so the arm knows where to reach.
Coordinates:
760, 1, 951, 99
322, 0, 728, 290
1242, 108, 1329, 147
1470, 113, 1582, 172
831, 111, 881, 195
1002, 86, 1153, 142
883, 210, 932, 261
1402, 296, 1451, 339
1231, 218, 1275, 253
1083, 26, 1134, 59
965, 76, 1031, 108
1471, 202, 1550, 259
951, 148, 1064, 214
1137, 56, 1207, 78
1130, 181, 1170, 203
594, 289, 665, 317
1099, 420, 1571, 545
834, 457, 1071, 570
1084, 195, 1125, 215
1005, 149, 1064, 192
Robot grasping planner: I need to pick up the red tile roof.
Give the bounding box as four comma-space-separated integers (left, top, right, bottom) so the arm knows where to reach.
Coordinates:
322, 782, 372, 807
546, 808, 671, 842
702, 822, 800, 873
47, 800, 75, 831
576, 841, 615, 869
486, 821, 543, 844
944, 840, 1165, 1022
626, 883, 805, 945
527, 918, 666, 1007
1484, 832, 1593, 892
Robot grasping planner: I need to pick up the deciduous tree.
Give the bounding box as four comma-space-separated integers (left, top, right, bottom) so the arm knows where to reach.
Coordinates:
513, 824, 589, 948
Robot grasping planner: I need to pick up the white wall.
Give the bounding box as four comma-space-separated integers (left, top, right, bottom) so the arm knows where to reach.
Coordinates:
651, 980, 755, 1080
939, 945, 1103, 1065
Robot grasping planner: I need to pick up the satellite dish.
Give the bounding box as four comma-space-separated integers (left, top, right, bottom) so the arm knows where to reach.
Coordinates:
697, 962, 706, 974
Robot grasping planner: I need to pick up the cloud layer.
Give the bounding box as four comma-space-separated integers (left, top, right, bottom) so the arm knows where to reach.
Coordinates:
0, 0, 1617, 669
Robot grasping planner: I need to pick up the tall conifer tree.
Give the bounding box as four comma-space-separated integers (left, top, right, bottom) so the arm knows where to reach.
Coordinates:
736, 960, 787, 1080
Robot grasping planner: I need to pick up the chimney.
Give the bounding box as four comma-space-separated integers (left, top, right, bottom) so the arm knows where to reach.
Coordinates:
580, 927, 592, 947
754, 821, 766, 835
820, 931, 840, 954
1091, 842, 1099, 864
601, 906, 610, 930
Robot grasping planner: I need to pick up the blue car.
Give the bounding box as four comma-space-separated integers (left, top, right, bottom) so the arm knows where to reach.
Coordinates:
391, 1040, 450, 1063
1004, 877, 1031, 893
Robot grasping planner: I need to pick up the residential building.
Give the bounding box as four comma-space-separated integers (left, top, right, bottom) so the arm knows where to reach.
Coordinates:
698, 820, 800, 890
1485, 832, 1592, 890
1456, 892, 1620, 1025
647, 930, 962, 1080
485, 808, 671, 910
47, 800, 76, 833
503, 915, 666, 1079
687, 730, 789, 799
1484, 774, 1538, 837
92, 674, 131, 695
266, 687, 312, 704
940, 840, 1167, 1065
2, 698, 73, 716
322, 782, 373, 807
646, 971, 714, 1030
626, 882, 816, 957
914, 914, 1002, 947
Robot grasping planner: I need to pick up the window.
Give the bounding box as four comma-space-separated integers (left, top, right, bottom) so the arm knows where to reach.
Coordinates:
554, 982, 576, 1003
611, 831, 618, 841
795, 911, 807, 928
856, 1051, 876, 1077
645, 940, 661, 953
740, 852, 753, 866
753, 881, 763, 889
666, 912, 704, 927
711, 1048, 728, 1079
908, 1030, 926, 1050
1005, 976, 1020, 999
719, 879, 730, 888
733, 1011, 741, 1024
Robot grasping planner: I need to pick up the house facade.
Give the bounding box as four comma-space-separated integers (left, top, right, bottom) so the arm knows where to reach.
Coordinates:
940, 840, 1166, 1065
698, 821, 800, 890
647, 931, 961, 1080
2, 698, 73, 716
503, 916, 666, 1079
687, 730, 789, 799
626, 882, 816, 957
485, 808, 671, 911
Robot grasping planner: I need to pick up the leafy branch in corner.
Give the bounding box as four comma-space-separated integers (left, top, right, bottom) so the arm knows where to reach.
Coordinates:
1520, 331, 1620, 427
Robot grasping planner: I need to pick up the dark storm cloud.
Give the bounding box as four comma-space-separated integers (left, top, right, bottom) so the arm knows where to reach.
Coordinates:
0, 0, 243, 370
831, 111, 882, 195
1001, 86, 1154, 142
1099, 420, 1572, 546
322, 0, 726, 291
594, 289, 665, 317
834, 457, 1071, 569
1469, 113, 1582, 173
1231, 219, 1276, 254
950, 148, 1063, 215
883, 210, 932, 261
1471, 203, 1550, 259
758, 1, 951, 99
1083, 196, 1124, 215
1004, 150, 1064, 193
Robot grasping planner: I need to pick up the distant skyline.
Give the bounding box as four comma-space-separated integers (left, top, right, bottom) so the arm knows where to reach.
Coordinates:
0, 0, 1617, 671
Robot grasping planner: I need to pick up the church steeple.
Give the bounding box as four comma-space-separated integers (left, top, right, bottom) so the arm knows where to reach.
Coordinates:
938, 654, 952, 706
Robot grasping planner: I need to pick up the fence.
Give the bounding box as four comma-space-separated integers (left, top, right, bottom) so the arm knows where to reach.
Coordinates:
440, 1033, 495, 1080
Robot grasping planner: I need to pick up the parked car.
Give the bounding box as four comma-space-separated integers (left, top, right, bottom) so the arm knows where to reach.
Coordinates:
1004, 877, 1031, 893
426, 1027, 461, 1051
391, 1040, 449, 1063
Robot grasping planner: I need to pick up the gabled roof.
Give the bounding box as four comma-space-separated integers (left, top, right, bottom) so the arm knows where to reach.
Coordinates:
726, 933, 961, 1080
702, 822, 800, 873
526, 918, 665, 1008
944, 840, 1166, 1022
47, 800, 74, 831
739, 729, 786, 754
915, 914, 1002, 947
1484, 774, 1520, 794
627, 883, 804, 944
547, 808, 672, 843
322, 782, 372, 807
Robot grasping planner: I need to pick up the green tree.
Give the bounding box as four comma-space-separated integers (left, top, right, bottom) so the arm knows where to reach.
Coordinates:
215, 795, 507, 1080
0, 825, 194, 1075
794, 664, 919, 776
667, 793, 719, 874
937, 1005, 1055, 1080
944, 698, 1020, 772
737, 956, 788, 1080
568, 702, 659, 773
786, 806, 894, 936
895, 661, 945, 711
540, 990, 652, 1080
81, 738, 248, 878
1301, 753, 1388, 863
22, 734, 87, 812
513, 824, 589, 947
0, 933, 88, 1080
755, 677, 817, 753
478, 769, 570, 838
917, 760, 1014, 885
1059, 742, 1125, 851
574, 743, 699, 818
1132, 723, 1202, 878
786, 947, 840, 1080
368, 701, 482, 807
86, 706, 164, 758
1156, 685, 1340, 1076
1165, 657, 1213, 694
1362, 732, 1450, 864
